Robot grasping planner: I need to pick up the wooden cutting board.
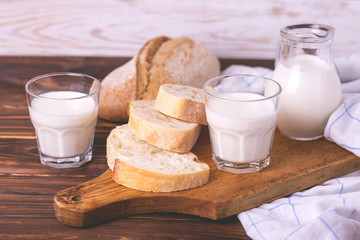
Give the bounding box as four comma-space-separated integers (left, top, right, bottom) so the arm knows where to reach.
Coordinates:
54, 128, 360, 227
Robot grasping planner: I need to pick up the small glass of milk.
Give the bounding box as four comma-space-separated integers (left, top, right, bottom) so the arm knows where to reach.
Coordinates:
25, 72, 101, 168
203, 74, 281, 174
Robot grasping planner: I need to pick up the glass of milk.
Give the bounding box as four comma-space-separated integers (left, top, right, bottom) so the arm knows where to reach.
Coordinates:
203, 74, 282, 174
25, 72, 101, 168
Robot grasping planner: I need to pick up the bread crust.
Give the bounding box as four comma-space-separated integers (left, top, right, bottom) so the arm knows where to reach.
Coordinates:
128, 100, 201, 153
136, 36, 171, 99
137, 36, 220, 100
142, 37, 195, 100
155, 84, 207, 125
112, 157, 209, 192
98, 57, 136, 122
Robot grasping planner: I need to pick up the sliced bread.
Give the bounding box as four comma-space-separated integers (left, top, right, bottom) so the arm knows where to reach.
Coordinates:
128, 100, 201, 153
155, 84, 207, 125
107, 124, 210, 192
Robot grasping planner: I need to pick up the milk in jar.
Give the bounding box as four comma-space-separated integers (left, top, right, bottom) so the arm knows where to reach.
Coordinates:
272, 54, 342, 139
273, 24, 342, 140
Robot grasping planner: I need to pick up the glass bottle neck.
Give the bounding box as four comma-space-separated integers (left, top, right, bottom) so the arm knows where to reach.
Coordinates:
280, 24, 335, 44
276, 24, 336, 66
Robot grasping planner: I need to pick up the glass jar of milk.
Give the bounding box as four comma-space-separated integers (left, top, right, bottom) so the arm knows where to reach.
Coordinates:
272, 24, 342, 140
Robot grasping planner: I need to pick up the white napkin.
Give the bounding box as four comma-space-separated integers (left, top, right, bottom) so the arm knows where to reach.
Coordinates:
222, 54, 360, 240
324, 53, 360, 158
324, 93, 360, 157
238, 170, 360, 240
335, 54, 360, 83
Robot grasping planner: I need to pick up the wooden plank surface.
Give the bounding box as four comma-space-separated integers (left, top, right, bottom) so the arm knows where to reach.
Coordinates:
1, 56, 269, 240
0, 0, 359, 59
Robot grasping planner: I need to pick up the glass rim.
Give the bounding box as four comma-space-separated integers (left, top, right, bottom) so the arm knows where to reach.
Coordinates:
280, 23, 335, 43
203, 74, 282, 103
25, 72, 102, 100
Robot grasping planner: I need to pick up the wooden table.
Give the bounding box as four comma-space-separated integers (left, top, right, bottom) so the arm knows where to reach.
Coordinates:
0, 57, 276, 239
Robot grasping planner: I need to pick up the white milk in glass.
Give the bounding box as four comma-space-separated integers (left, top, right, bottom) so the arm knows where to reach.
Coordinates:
206, 92, 278, 163
272, 54, 342, 139
29, 91, 98, 158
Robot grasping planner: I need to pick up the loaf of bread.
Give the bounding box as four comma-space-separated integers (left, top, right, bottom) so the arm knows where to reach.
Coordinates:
136, 36, 170, 100
107, 124, 210, 192
98, 36, 220, 122
155, 84, 207, 125
137, 37, 220, 100
98, 57, 136, 122
128, 100, 201, 153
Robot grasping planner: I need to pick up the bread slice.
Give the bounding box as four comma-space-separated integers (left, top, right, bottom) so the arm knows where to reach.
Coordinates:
128, 100, 201, 153
155, 84, 207, 125
107, 124, 210, 192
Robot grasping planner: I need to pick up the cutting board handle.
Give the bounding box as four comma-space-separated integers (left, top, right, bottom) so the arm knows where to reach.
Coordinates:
54, 170, 216, 227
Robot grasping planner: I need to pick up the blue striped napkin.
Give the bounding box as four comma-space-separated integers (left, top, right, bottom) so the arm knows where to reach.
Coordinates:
238, 170, 360, 240
223, 53, 360, 240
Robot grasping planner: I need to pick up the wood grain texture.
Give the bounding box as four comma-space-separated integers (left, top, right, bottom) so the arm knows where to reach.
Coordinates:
0, 56, 254, 239
0, 0, 359, 59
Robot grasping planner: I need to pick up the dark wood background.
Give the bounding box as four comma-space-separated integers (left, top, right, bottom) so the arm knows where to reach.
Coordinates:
0, 57, 274, 239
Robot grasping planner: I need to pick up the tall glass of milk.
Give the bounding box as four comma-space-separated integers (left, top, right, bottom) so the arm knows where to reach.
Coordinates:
273, 24, 342, 140
25, 72, 101, 168
203, 74, 281, 174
